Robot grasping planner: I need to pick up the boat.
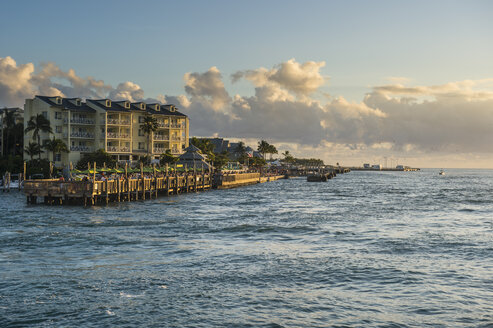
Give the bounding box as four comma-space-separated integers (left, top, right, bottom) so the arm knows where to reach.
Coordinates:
439, 170, 445, 176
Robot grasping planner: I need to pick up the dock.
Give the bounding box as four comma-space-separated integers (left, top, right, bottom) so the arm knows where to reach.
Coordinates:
23, 172, 286, 206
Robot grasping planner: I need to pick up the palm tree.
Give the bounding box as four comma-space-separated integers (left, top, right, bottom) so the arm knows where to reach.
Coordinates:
2, 108, 19, 155
24, 142, 43, 160
267, 144, 278, 160
235, 141, 247, 163
25, 114, 53, 158
257, 140, 270, 160
140, 115, 159, 157
44, 137, 69, 162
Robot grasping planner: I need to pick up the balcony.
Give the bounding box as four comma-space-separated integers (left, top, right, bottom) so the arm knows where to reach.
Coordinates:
70, 146, 92, 152
70, 132, 95, 139
106, 118, 131, 125
107, 146, 130, 152
153, 135, 169, 141
170, 123, 182, 129
170, 136, 181, 141
157, 122, 170, 128
64, 118, 94, 125
153, 148, 166, 154
171, 148, 181, 154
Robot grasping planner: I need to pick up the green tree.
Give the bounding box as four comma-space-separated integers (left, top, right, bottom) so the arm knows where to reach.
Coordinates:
159, 149, 179, 165
43, 137, 69, 162
213, 151, 229, 170
282, 150, 294, 164
190, 137, 215, 160
24, 142, 43, 160
2, 108, 20, 155
234, 141, 247, 163
257, 140, 270, 160
267, 144, 278, 160
25, 114, 52, 159
76, 149, 116, 170
140, 115, 159, 157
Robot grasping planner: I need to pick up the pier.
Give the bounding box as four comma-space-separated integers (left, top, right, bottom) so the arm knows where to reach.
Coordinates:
23, 171, 286, 206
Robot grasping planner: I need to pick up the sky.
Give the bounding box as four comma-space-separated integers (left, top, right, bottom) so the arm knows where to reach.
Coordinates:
1, 0, 493, 168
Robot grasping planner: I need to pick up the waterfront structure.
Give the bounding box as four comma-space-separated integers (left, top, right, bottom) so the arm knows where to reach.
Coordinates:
23, 96, 189, 166
177, 144, 212, 170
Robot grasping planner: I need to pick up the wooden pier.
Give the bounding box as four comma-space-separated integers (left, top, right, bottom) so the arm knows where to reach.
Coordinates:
24, 173, 212, 206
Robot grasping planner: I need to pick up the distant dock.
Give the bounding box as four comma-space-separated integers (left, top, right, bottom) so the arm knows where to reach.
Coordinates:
350, 167, 420, 172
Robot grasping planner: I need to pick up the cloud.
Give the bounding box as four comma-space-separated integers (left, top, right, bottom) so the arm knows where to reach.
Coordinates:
184, 66, 231, 111
0, 56, 35, 106
232, 58, 326, 97
108, 81, 144, 102
2, 55, 493, 167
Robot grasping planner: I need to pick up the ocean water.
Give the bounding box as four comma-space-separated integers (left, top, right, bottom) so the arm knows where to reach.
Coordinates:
0, 169, 492, 327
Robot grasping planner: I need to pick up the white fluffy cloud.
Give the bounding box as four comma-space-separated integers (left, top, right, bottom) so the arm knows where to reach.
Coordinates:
1, 56, 492, 167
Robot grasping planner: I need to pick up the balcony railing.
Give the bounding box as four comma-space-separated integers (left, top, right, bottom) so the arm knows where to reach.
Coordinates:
106, 118, 120, 125
170, 123, 182, 128
157, 122, 170, 128
106, 118, 131, 125
70, 146, 92, 152
171, 148, 181, 154
64, 118, 94, 125
153, 135, 169, 141
107, 146, 130, 152
170, 136, 181, 141
153, 148, 166, 154
70, 132, 94, 139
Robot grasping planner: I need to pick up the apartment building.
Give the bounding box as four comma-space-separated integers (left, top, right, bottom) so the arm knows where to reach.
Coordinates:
23, 96, 189, 166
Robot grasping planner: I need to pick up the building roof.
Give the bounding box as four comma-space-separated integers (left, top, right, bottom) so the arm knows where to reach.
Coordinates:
36, 96, 96, 113
35, 96, 187, 117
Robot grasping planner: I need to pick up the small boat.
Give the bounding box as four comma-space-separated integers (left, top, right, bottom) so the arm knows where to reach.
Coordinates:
439, 170, 445, 176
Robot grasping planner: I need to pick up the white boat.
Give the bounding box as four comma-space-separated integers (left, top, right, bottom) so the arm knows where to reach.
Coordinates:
439, 170, 445, 176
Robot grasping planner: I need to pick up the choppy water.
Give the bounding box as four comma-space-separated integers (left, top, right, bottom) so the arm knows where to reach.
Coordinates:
1, 169, 492, 327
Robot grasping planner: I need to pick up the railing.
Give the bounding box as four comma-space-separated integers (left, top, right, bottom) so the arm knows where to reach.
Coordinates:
71, 132, 95, 139
106, 133, 130, 139
170, 123, 182, 128
64, 118, 94, 125
153, 148, 166, 154
153, 135, 169, 141
157, 123, 170, 128
171, 136, 181, 141
107, 146, 130, 152
107, 118, 120, 124
171, 149, 181, 154
106, 118, 131, 125
70, 146, 92, 152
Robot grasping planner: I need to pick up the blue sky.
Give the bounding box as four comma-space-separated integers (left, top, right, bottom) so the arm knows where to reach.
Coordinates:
2, 0, 492, 101
1, 0, 493, 167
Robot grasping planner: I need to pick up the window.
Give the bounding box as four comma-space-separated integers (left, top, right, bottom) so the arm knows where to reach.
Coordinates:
55, 97, 62, 105
56, 126, 62, 133
106, 100, 111, 107
55, 112, 62, 119
55, 153, 61, 162
138, 142, 145, 150
76, 99, 81, 106
42, 111, 48, 119
125, 102, 130, 109
138, 116, 145, 123
138, 129, 144, 136
140, 103, 145, 110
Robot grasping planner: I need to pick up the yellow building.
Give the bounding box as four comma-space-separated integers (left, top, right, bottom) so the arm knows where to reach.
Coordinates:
23, 96, 189, 166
